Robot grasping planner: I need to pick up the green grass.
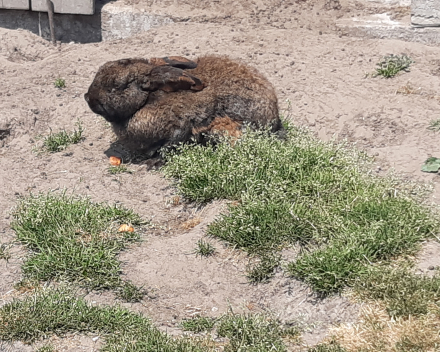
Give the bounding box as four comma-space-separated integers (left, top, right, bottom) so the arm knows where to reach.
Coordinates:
115, 281, 146, 302
428, 119, 440, 132
308, 341, 347, 352
195, 239, 216, 257
0, 288, 296, 352
42, 122, 83, 152
162, 125, 439, 294
246, 253, 280, 284
353, 265, 440, 318
108, 165, 133, 175
11, 191, 147, 294
374, 54, 413, 78
217, 313, 289, 352
36, 345, 55, 352
54, 78, 66, 89
0, 288, 204, 352
181, 316, 216, 333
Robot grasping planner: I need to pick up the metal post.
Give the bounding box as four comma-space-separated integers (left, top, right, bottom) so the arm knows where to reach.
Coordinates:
46, 0, 56, 44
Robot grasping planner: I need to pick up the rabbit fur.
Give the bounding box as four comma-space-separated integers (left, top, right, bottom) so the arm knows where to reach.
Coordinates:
85, 55, 281, 155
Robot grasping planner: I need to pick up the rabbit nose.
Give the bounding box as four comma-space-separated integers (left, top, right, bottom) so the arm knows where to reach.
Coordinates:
84, 93, 90, 103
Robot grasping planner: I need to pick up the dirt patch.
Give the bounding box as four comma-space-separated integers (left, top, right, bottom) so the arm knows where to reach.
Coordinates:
1, 0, 440, 350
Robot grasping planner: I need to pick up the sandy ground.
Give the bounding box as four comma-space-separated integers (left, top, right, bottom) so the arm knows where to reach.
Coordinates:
1, 0, 440, 350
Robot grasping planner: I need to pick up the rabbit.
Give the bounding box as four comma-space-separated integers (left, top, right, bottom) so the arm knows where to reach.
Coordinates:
84, 55, 281, 155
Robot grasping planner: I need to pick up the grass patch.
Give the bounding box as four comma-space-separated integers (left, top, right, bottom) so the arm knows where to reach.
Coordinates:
42, 122, 83, 152
330, 304, 440, 352
162, 125, 439, 294
11, 191, 146, 294
353, 265, 440, 318
0, 288, 296, 352
0, 288, 204, 351
326, 265, 440, 351
181, 316, 216, 333
195, 239, 216, 257
108, 165, 133, 174
373, 54, 413, 78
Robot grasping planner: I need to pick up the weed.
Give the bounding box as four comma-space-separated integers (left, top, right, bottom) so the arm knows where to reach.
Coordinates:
217, 313, 287, 352
42, 121, 83, 152
428, 119, 440, 132
54, 78, 65, 89
246, 254, 280, 284
11, 191, 146, 292
0, 243, 11, 261
374, 54, 413, 78
0, 287, 204, 351
421, 157, 440, 173
116, 281, 146, 303
181, 316, 216, 333
195, 239, 216, 257
108, 165, 133, 175
163, 125, 439, 295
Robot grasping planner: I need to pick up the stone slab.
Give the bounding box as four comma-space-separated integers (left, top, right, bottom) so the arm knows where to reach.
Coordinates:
337, 13, 440, 46
31, 0, 94, 15
101, 3, 173, 41
0, 0, 29, 10
412, 0, 440, 26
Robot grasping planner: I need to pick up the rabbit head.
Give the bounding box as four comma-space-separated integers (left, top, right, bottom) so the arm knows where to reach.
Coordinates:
84, 57, 204, 125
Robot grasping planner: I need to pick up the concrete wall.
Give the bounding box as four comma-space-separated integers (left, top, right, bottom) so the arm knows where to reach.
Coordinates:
0, 2, 173, 43
0, 0, 94, 15
0, 9, 102, 42
1, 0, 29, 9
31, 0, 94, 15
412, 0, 440, 26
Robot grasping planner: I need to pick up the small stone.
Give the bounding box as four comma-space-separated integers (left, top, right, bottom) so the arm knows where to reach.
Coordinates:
429, 265, 435, 270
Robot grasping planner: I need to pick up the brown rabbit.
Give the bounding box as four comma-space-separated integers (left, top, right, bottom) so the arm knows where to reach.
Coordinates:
85, 55, 281, 155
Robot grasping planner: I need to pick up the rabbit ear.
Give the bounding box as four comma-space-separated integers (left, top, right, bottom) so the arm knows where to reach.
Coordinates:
143, 66, 205, 93
150, 56, 198, 69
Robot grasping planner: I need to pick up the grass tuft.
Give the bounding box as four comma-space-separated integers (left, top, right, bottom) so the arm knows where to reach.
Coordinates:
162, 124, 439, 295
115, 281, 146, 302
217, 313, 288, 352
54, 78, 66, 89
181, 316, 216, 333
195, 239, 216, 257
246, 254, 280, 284
0, 243, 11, 261
36, 345, 55, 352
374, 54, 413, 78
11, 191, 146, 294
308, 341, 348, 352
42, 122, 84, 152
